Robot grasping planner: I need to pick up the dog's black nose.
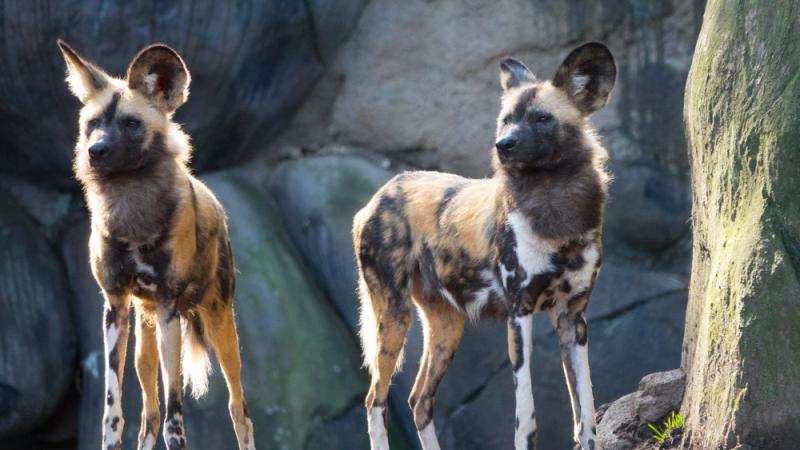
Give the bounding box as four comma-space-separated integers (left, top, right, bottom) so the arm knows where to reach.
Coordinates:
89, 143, 109, 159
495, 137, 517, 153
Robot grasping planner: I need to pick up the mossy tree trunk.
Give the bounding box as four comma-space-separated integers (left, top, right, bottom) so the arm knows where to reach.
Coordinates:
682, 0, 800, 448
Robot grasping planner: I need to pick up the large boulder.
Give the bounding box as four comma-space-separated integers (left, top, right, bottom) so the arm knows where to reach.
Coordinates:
199, 170, 368, 450
682, 0, 800, 446
0, 193, 77, 438
596, 369, 686, 450
0, 0, 365, 188
269, 152, 395, 328
64, 168, 371, 449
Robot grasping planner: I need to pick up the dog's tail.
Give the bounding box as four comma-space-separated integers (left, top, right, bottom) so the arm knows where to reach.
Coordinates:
181, 315, 212, 399
358, 275, 379, 376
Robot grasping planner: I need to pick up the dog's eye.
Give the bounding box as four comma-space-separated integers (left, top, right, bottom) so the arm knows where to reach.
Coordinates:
125, 118, 142, 129
87, 118, 100, 128
502, 115, 513, 125
536, 113, 554, 123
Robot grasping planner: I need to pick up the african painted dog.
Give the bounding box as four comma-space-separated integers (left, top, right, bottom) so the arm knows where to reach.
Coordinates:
353, 43, 616, 450
58, 40, 255, 450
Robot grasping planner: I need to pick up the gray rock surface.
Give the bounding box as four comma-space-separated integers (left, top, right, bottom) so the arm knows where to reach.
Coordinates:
596, 369, 687, 450
269, 152, 394, 328
597, 392, 639, 450
0, 0, 364, 187
0, 194, 76, 437
636, 369, 686, 424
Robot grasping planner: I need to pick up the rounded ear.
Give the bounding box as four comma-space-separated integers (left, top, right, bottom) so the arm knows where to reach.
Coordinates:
499, 57, 537, 91
126, 44, 191, 113
57, 39, 110, 103
552, 42, 616, 115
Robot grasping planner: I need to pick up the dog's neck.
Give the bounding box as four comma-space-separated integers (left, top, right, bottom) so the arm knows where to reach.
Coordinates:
83, 157, 182, 243
496, 158, 607, 242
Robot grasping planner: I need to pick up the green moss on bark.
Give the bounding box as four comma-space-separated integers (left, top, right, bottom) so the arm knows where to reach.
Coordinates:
682, 0, 800, 448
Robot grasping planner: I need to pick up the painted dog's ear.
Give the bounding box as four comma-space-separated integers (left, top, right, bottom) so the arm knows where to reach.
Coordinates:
57, 39, 110, 104
552, 42, 616, 115
126, 44, 191, 113
500, 57, 537, 91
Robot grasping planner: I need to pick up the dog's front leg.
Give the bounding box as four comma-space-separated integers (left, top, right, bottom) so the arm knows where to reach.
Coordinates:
508, 313, 537, 450
156, 302, 187, 450
102, 295, 131, 450
549, 300, 600, 450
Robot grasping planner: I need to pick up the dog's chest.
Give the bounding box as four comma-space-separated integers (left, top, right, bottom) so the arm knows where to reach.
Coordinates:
498, 211, 600, 312
129, 244, 166, 294
98, 236, 172, 299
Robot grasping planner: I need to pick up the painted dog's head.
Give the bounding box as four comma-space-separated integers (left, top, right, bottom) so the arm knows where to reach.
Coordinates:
58, 40, 191, 181
494, 43, 616, 174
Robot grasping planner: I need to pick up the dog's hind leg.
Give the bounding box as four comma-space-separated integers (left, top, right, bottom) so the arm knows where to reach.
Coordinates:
155, 303, 187, 450
102, 294, 130, 450
134, 309, 160, 450
207, 306, 256, 450
409, 297, 464, 450
360, 276, 412, 450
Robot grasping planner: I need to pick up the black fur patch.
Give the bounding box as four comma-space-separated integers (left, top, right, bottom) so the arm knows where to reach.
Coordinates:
435, 184, 463, 222
101, 93, 121, 124
359, 191, 412, 308
527, 430, 537, 450
497, 222, 526, 296
575, 314, 588, 346
98, 238, 134, 295
188, 181, 204, 254
217, 234, 235, 302
419, 242, 442, 299
508, 319, 524, 371
520, 272, 553, 314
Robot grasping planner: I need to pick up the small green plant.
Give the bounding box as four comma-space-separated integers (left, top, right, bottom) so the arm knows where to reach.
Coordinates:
648, 411, 684, 444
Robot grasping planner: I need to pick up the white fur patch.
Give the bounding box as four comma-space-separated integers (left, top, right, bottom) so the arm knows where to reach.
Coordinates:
137, 278, 157, 291
144, 73, 159, 95
513, 315, 536, 450
499, 261, 515, 291
180, 317, 211, 399
103, 368, 124, 446
368, 406, 390, 450
571, 344, 598, 447
439, 286, 463, 312
131, 248, 156, 277
418, 421, 441, 450
140, 433, 157, 450
105, 322, 119, 351
156, 316, 182, 391
239, 416, 256, 450
358, 277, 378, 376
565, 237, 600, 294
571, 73, 590, 94
467, 271, 502, 321
507, 211, 556, 285
163, 410, 185, 448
